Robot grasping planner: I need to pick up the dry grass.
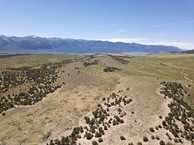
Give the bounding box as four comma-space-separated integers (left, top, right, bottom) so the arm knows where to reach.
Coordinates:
0, 53, 194, 145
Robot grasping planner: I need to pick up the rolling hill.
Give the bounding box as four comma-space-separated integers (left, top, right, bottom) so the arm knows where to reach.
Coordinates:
0, 53, 194, 145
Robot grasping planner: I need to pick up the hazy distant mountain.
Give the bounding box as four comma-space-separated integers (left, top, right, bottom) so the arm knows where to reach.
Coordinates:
181, 49, 194, 54
0, 35, 182, 53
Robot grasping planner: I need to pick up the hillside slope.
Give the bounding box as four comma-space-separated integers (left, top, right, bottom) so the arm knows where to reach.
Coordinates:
0, 53, 194, 145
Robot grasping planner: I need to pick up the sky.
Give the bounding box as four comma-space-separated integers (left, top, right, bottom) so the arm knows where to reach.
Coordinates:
0, 0, 194, 50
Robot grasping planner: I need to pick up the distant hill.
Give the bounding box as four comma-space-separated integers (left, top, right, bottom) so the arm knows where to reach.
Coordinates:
0, 35, 182, 53
181, 49, 194, 54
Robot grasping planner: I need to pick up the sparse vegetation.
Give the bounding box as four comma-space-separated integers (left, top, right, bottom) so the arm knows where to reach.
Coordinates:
103, 67, 121, 72
46, 92, 133, 144
83, 60, 98, 67
159, 82, 194, 144
1, 53, 194, 145
0, 55, 90, 115
109, 55, 130, 64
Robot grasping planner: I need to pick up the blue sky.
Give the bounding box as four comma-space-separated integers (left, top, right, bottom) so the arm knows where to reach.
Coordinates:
0, 0, 194, 49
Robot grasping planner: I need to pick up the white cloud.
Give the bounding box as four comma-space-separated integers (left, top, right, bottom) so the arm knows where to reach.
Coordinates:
99, 38, 150, 43
151, 20, 194, 27
98, 38, 194, 50
139, 41, 194, 50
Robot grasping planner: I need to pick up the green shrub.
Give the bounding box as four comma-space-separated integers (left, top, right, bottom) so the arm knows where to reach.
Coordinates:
92, 140, 98, 145
160, 140, 165, 145
98, 138, 103, 143
86, 132, 93, 140
151, 135, 155, 140
166, 142, 174, 145
143, 136, 149, 142
95, 132, 102, 138
156, 135, 160, 140
84, 116, 90, 124
137, 142, 142, 145
162, 120, 167, 126
113, 119, 119, 126
120, 136, 126, 140
120, 119, 124, 123
149, 127, 154, 132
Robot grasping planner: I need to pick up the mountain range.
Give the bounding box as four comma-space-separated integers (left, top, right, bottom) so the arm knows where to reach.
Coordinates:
0, 35, 182, 53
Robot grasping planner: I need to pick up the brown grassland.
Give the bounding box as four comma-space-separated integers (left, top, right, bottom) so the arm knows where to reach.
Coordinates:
0, 53, 194, 145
